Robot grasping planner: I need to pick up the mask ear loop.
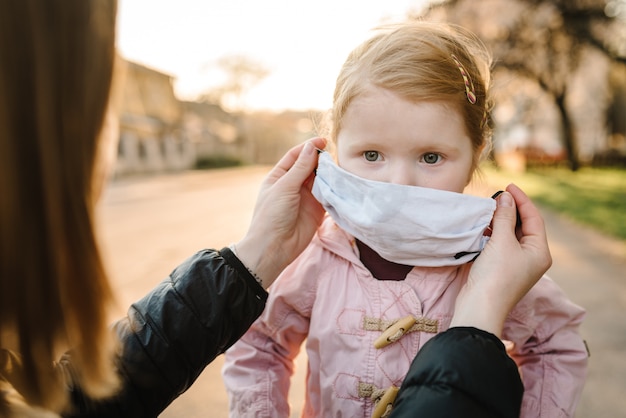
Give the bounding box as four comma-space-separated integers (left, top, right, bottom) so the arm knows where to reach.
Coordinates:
453, 250, 481, 261
313, 148, 326, 175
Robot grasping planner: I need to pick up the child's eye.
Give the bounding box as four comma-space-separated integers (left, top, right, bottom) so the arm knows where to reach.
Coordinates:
422, 153, 441, 164
363, 151, 380, 162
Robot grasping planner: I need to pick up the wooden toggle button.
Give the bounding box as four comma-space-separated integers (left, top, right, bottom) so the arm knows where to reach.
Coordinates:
373, 315, 416, 349
371, 386, 399, 418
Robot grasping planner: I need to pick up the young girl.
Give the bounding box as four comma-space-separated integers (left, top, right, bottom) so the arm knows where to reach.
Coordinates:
222, 21, 588, 417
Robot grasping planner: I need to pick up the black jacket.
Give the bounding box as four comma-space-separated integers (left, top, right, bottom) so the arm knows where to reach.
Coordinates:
59, 248, 522, 417
390, 327, 524, 418
61, 248, 267, 417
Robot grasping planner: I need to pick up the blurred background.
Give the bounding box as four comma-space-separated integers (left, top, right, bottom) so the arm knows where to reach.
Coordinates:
101, 0, 625, 416
111, 0, 626, 175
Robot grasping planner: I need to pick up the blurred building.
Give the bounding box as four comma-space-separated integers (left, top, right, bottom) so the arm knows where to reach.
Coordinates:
108, 57, 301, 177
111, 59, 192, 176
110, 58, 249, 177
181, 100, 249, 165
108, 57, 319, 178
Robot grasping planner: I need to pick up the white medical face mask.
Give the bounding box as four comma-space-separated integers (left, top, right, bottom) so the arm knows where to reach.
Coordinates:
312, 152, 497, 267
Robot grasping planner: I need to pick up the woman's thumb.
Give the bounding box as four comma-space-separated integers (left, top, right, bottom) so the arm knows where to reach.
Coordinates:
491, 191, 517, 234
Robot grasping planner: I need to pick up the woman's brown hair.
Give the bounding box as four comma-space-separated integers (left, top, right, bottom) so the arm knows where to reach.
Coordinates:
0, 0, 119, 411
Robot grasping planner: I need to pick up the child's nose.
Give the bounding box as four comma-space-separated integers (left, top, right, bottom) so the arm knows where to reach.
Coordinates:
388, 165, 417, 186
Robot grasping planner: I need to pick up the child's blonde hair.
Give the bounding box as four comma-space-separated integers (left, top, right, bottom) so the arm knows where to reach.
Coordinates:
327, 20, 493, 170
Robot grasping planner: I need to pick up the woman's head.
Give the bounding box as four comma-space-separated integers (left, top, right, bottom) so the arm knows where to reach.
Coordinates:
0, 0, 119, 412
329, 21, 493, 174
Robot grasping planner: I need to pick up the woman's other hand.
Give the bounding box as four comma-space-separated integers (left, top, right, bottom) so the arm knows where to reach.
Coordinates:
234, 137, 327, 288
451, 184, 553, 337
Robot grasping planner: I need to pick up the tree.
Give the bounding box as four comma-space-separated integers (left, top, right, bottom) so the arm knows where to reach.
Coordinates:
418, 0, 626, 170
198, 54, 270, 111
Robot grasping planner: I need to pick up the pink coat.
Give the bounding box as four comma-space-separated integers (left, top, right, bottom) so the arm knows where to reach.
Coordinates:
222, 217, 588, 417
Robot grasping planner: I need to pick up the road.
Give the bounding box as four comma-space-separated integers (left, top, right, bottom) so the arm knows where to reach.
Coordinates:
98, 167, 626, 417
97, 166, 308, 417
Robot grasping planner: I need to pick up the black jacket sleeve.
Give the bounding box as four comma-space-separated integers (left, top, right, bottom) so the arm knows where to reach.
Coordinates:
389, 327, 523, 418
60, 248, 267, 418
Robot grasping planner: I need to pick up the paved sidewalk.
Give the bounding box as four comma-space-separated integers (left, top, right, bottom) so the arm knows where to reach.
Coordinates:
468, 181, 626, 417
539, 208, 626, 417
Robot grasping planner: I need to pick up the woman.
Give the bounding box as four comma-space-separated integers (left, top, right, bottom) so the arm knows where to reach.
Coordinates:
0, 0, 326, 415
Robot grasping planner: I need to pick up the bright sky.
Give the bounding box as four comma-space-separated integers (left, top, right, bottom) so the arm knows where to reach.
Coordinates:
117, 0, 429, 111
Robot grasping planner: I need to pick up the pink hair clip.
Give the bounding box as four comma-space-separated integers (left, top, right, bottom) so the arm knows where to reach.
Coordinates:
451, 54, 477, 104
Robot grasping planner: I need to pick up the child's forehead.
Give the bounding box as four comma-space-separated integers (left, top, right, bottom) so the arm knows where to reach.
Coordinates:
343, 86, 458, 122
347, 84, 456, 111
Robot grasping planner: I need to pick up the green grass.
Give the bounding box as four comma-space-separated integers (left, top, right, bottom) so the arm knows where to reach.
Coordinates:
482, 164, 626, 242
194, 155, 243, 169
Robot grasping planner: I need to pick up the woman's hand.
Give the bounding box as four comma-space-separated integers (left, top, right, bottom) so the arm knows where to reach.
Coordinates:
234, 137, 327, 288
451, 184, 553, 337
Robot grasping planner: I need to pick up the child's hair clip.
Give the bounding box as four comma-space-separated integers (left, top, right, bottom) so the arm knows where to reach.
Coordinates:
451, 54, 477, 104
